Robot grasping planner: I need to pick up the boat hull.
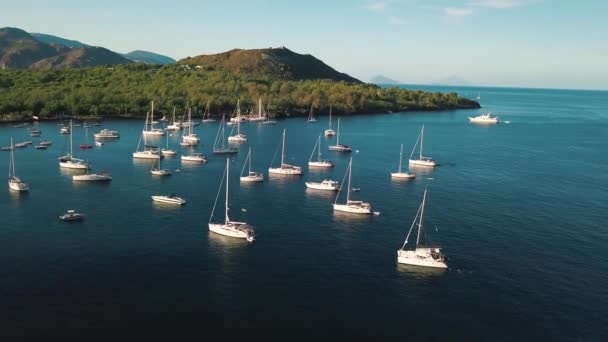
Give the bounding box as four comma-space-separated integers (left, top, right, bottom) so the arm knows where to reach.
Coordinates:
8, 179, 29, 192
268, 167, 303, 175
213, 149, 239, 154
391, 172, 416, 179
333, 203, 371, 214
151, 196, 186, 205
59, 161, 89, 169
409, 159, 436, 167
240, 175, 264, 182
209, 223, 254, 241
308, 161, 334, 168
73, 174, 112, 181
142, 130, 165, 136
397, 250, 447, 269
324, 129, 336, 136
181, 156, 207, 162
133, 152, 161, 159
161, 149, 176, 156
305, 182, 339, 191
329, 145, 352, 152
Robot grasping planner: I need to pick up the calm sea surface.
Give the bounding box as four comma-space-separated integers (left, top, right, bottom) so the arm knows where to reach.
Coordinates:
1, 86, 606, 340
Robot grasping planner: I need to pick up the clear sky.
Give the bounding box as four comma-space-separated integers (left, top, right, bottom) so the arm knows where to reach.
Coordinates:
2, 0, 607, 89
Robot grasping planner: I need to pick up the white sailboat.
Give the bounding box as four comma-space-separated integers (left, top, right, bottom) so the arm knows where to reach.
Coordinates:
308, 135, 334, 168
333, 158, 372, 214
409, 125, 436, 167
307, 104, 317, 122
181, 145, 207, 163
150, 156, 171, 176
133, 121, 162, 160
73, 171, 112, 181
324, 105, 336, 136
166, 107, 182, 131
328, 118, 352, 152
228, 100, 247, 142
476, 92, 481, 100
201, 101, 216, 123
249, 97, 266, 122
469, 112, 499, 124
59, 120, 90, 169
142, 101, 165, 136
391, 144, 416, 180
182, 108, 200, 145
240, 147, 264, 182
305, 179, 339, 191
397, 189, 447, 269
268, 129, 303, 175
161, 132, 176, 156
213, 115, 239, 154
8, 138, 29, 192
261, 102, 277, 125
209, 158, 255, 242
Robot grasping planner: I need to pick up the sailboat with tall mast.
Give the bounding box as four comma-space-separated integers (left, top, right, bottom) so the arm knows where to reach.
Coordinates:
324, 105, 336, 136
181, 145, 207, 163
391, 144, 416, 179
249, 97, 266, 122
240, 147, 263, 182
8, 137, 29, 192
209, 158, 255, 242
268, 129, 303, 175
182, 108, 200, 145
397, 189, 447, 268
150, 156, 171, 176
133, 118, 162, 160
142, 101, 165, 136
161, 131, 176, 156
328, 118, 352, 152
228, 100, 247, 142
59, 120, 90, 169
79, 126, 93, 149
333, 157, 371, 214
409, 125, 436, 167
307, 104, 317, 122
308, 135, 334, 168
201, 101, 216, 123
166, 107, 181, 131
261, 102, 277, 125
213, 115, 239, 154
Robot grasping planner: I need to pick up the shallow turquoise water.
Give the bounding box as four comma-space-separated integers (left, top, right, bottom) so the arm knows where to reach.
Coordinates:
1, 86, 607, 340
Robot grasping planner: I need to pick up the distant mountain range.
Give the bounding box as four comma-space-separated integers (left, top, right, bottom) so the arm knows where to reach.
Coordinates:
370, 75, 401, 84
0, 27, 175, 70
180, 47, 361, 83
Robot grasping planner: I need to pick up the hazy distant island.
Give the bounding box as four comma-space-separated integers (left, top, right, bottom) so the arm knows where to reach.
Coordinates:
0, 27, 479, 121
370, 75, 401, 85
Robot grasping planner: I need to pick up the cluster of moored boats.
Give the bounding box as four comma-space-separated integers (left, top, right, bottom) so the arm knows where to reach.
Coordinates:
6, 104, 504, 268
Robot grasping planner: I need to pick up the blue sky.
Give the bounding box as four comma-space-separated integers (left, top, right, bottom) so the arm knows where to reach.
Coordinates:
2, 0, 607, 89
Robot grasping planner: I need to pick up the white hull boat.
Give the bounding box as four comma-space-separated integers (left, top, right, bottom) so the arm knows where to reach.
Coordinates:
329, 118, 351, 152
133, 151, 160, 159
396, 189, 447, 269
8, 139, 29, 192
240, 147, 263, 182
408, 125, 436, 168
469, 112, 499, 124
181, 152, 207, 163
308, 135, 334, 168
391, 144, 416, 180
268, 129, 303, 175
228, 100, 247, 142
73, 173, 112, 181
59, 120, 90, 170
94, 129, 119, 139
142, 101, 165, 136
214, 115, 239, 154
305, 179, 339, 191
333, 158, 372, 214
151, 195, 186, 205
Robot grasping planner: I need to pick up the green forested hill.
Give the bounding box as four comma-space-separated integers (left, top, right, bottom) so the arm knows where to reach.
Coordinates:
0, 63, 479, 121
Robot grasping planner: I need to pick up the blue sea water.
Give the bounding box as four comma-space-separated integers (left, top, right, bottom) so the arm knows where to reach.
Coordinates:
0, 86, 607, 340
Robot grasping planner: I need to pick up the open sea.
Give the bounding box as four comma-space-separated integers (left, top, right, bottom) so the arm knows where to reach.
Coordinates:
0, 85, 606, 340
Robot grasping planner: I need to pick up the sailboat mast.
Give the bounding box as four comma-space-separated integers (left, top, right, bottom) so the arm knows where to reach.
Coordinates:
398, 144, 403, 173
258, 97, 262, 118
346, 158, 352, 202
336, 118, 340, 145
329, 105, 332, 128
150, 101, 155, 130
420, 125, 424, 159
9, 137, 14, 177
70, 119, 73, 155
225, 158, 230, 224
317, 135, 321, 161
281, 129, 286, 166
416, 189, 427, 247
248, 147, 252, 174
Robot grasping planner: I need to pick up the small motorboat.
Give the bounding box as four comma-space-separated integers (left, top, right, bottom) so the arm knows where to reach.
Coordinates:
34, 144, 47, 150
59, 209, 85, 221
151, 195, 186, 205
95, 141, 104, 147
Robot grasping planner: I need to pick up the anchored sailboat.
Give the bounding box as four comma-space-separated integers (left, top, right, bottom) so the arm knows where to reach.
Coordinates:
228, 100, 247, 142
397, 189, 447, 269
240, 147, 264, 182
213, 115, 239, 154
201, 101, 216, 123
409, 125, 436, 167
391, 144, 416, 179
328, 118, 352, 152
8, 138, 29, 192
324, 105, 336, 136
307, 104, 317, 122
182, 108, 200, 145
161, 131, 176, 156
59, 120, 90, 169
142, 101, 165, 136
333, 158, 371, 214
262, 102, 277, 125
268, 129, 303, 175
133, 119, 162, 160
150, 156, 171, 176
308, 135, 334, 168
79, 126, 93, 149
249, 97, 266, 122
181, 145, 207, 163
166, 107, 182, 131
209, 158, 255, 242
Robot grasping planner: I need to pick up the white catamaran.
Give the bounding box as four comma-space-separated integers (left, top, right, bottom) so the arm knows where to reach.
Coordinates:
209, 158, 256, 242
240, 147, 264, 182
59, 120, 90, 169
213, 115, 239, 154
328, 118, 352, 152
397, 189, 447, 269
333, 158, 372, 214
142, 101, 165, 136
409, 125, 436, 167
308, 135, 334, 168
324, 105, 336, 137
268, 129, 303, 175
8, 138, 29, 192
391, 144, 416, 180
228, 100, 247, 143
